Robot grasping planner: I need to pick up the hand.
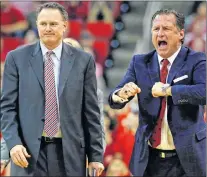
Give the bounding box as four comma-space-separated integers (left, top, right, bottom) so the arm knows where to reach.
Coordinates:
88, 162, 104, 176
152, 82, 168, 97
118, 82, 141, 99
10, 145, 31, 168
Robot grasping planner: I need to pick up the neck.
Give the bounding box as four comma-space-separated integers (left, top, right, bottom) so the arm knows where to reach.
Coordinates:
41, 40, 62, 50
161, 45, 182, 59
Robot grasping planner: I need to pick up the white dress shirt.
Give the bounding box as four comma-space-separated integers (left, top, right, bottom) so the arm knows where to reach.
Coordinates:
155, 46, 181, 150
112, 46, 182, 150
40, 41, 62, 137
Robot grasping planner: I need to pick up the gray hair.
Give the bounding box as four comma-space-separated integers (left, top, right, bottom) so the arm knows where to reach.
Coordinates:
36, 2, 68, 21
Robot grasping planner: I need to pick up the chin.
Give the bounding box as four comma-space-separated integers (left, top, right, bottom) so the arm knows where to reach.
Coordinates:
44, 38, 54, 41
43, 39, 55, 44
158, 51, 168, 58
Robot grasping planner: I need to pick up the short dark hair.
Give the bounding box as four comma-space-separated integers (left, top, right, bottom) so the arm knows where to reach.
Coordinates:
151, 9, 185, 43
36, 2, 68, 21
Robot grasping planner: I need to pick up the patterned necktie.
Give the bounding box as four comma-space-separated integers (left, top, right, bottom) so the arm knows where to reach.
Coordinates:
43, 51, 59, 137
150, 59, 170, 148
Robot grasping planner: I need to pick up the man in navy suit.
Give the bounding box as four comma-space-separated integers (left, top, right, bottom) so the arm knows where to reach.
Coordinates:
108, 9, 206, 177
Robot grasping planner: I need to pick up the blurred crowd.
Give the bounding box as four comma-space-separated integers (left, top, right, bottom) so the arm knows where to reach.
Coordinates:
0, 1, 206, 176
184, 2, 206, 52
0, 0, 127, 91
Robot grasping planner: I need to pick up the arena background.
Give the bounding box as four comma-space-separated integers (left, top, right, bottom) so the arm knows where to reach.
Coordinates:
0, 1, 206, 176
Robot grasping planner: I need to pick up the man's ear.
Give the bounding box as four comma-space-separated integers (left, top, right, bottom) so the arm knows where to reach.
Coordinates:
179, 29, 185, 41
63, 21, 68, 33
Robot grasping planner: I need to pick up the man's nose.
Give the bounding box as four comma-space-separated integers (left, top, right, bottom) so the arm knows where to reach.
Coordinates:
158, 29, 164, 37
45, 24, 52, 31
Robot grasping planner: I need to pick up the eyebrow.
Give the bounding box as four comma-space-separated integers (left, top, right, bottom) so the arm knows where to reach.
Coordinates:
152, 25, 172, 28
39, 21, 59, 23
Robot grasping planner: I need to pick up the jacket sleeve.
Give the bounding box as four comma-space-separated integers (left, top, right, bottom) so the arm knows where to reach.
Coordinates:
1, 52, 23, 151
97, 89, 106, 151
83, 55, 103, 163
171, 52, 206, 105
108, 55, 137, 109
1, 137, 10, 160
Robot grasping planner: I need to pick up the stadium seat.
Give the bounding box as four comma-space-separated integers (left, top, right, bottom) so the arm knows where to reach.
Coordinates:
67, 20, 83, 40
86, 22, 114, 40
93, 40, 109, 66
2, 37, 24, 52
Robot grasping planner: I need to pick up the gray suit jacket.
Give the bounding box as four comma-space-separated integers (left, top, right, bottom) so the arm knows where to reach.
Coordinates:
0, 90, 106, 162
1, 41, 104, 176
1, 138, 10, 161
97, 89, 106, 151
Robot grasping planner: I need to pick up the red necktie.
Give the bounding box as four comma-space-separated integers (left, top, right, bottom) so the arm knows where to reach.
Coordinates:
150, 59, 169, 148
43, 51, 59, 137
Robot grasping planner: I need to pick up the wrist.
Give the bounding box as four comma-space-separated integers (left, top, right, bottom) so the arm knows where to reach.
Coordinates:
166, 87, 172, 96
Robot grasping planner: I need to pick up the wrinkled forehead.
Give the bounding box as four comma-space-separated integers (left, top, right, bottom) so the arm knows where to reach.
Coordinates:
152, 14, 177, 26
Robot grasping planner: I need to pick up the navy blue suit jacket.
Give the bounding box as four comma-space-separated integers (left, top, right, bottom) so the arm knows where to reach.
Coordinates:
108, 46, 206, 176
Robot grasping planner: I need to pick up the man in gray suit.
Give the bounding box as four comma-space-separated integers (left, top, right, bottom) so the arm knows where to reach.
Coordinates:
1, 2, 104, 176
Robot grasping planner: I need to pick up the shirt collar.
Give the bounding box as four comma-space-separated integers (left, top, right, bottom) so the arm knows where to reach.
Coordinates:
157, 46, 181, 65
40, 41, 63, 60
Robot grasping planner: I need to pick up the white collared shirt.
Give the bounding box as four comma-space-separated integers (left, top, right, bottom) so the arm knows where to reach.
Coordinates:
155, 46, 181, 150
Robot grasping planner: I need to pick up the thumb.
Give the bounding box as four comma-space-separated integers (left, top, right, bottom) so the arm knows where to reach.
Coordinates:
136, 87, 141, 93
89, 166, 97, 177
22, 147, 31, 158
93, 168, 98, 177
88, 166, 92, 177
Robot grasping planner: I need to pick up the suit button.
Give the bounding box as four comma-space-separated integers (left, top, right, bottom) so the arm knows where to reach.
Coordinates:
41, 119, 45, 122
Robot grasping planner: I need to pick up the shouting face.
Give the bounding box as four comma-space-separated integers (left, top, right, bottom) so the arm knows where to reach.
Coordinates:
151, 14, 184, 58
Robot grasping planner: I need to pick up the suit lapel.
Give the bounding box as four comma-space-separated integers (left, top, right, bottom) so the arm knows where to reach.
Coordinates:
167, 46, 189, 84
147, 52, 160, 84
147, 52, 161, 124
58, 42, 75, 97
30, 41, 44, 91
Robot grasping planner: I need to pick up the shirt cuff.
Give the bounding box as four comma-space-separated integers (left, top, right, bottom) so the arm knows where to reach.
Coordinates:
112, 89, 128, 103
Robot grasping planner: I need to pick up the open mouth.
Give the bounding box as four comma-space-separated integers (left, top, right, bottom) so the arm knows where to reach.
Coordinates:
158, 40, 167, 49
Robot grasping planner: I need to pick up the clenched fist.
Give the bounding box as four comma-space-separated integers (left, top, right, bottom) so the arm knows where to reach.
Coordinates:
117, 82, 141, 99
10, 145, 31, 168
151, 82, 171, 97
